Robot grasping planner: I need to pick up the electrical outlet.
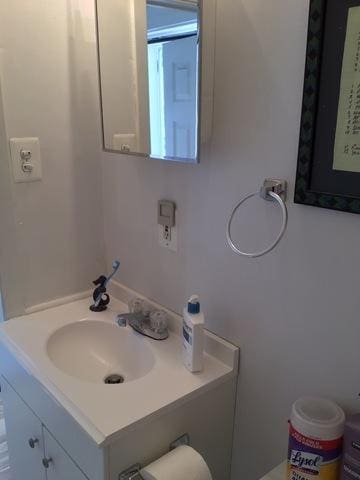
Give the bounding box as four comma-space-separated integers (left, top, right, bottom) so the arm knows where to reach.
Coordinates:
9, 137, 42, 183
164, 225, 171, 241
158, 224, 177, 252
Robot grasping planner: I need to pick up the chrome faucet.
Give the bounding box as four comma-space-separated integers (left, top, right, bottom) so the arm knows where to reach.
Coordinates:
117, 298, 169, 340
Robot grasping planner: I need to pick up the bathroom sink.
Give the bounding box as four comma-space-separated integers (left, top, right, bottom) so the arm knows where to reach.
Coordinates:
46, 320, 155, 384
0, 297, 238, 444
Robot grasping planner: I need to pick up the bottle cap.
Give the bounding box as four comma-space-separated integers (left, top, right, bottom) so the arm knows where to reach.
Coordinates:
188, 295, 200, 314
290, 397, 345, 440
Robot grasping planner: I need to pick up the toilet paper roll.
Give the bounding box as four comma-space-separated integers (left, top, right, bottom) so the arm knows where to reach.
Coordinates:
140, 445, 212, 480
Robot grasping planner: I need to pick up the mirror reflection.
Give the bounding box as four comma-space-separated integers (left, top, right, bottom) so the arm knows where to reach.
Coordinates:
96, 0, 201, 163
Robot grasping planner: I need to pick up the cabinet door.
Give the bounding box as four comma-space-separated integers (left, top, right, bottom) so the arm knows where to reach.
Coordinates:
1, 378, 46, 480
43, 427, 88, 480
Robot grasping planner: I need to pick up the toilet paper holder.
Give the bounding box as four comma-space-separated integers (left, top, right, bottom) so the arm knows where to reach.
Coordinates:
119, 434, 190, 480
119, 464, 143, 480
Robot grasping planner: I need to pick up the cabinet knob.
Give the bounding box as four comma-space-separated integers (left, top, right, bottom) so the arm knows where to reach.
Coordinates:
42, 457, 53, 469
28, 438, 39, 449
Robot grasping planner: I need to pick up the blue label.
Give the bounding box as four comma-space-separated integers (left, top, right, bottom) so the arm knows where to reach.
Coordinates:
183, 326, 192, 345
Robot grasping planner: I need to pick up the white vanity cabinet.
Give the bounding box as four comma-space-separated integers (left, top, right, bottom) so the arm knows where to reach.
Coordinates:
0, 297, 239, 480
43, 428, 88, 480
0, 346, 237, 480
1, 379, 46, 480
1, 378, 87, 480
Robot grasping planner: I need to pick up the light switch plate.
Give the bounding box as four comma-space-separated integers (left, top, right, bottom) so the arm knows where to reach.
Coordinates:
9, 137, 42, 183
158, 200, 176, 228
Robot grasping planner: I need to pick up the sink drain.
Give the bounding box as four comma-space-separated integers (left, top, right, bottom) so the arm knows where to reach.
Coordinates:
104, 374, 125, 384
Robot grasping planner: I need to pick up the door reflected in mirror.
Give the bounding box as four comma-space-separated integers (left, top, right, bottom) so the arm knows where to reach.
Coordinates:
96, 0, 204, 163
147, 2, 199, 161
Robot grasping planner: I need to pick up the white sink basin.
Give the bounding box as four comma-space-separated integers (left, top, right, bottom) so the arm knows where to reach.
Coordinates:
46, 320, 155, 384
0, 297, 238, 445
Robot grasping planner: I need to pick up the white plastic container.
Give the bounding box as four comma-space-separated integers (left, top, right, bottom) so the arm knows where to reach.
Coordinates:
182, 295, 204, 373
287, 397, 345, 480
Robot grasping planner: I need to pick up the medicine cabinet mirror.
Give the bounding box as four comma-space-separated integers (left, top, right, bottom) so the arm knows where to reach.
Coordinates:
95, 0, 215, 164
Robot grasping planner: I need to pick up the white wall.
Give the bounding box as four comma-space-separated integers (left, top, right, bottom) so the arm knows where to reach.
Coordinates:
1, 1, 360, 480
102, 1, 360, 479
0, 0, 105, 316
0, 78, 25, 317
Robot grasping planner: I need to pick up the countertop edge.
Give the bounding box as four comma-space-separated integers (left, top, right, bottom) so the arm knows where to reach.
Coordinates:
261, 462, 286, 480
0, 329, 236, 447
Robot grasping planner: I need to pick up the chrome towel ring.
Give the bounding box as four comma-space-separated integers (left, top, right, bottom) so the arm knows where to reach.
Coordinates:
226, 179, 288, 258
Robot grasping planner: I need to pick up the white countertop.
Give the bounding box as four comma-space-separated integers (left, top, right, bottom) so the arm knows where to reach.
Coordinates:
261, 462, 286, 480
0, 297, 238, 446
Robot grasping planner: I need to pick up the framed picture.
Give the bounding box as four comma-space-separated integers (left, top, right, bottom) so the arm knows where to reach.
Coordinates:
295, 0, 360, 214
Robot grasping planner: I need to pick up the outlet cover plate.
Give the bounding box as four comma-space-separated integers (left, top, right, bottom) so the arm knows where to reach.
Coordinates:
158, 224, 177, 252
9, 137, 42, 183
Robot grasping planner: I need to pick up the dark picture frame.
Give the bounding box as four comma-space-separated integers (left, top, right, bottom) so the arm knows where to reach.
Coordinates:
295, 0, 360, 214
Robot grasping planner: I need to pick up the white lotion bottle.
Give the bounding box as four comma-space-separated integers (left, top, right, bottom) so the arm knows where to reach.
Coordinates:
182, 295, 204, 372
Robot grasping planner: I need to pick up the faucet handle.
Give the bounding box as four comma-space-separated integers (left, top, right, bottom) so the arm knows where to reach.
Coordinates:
128, 298, 152, 318
150, 310, 168, 334
128, 298, 143, 314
